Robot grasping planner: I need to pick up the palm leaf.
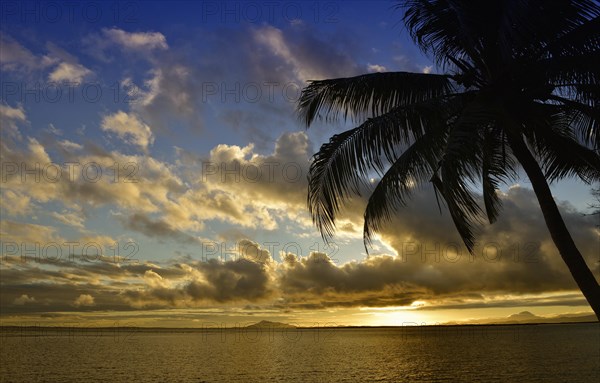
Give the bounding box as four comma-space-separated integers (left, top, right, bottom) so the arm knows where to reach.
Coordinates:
297, 71, 453, 126
308, 100, 453, 241
430, 173, 482, 252
482, 127, 517, 224
546, 96, 599, 149
362, 126, 447, 246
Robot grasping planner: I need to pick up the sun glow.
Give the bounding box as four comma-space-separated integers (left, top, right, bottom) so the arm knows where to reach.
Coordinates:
358, 305, 433, 326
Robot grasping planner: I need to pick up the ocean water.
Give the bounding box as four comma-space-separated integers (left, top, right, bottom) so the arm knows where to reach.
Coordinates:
1, 323, 598, 382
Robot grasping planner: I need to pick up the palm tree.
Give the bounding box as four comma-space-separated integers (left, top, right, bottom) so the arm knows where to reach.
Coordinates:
298, 0, 600, 319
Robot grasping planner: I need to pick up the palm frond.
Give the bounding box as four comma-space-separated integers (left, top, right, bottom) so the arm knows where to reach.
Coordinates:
362, 127, 447, 246
540, 51, 600, 95
533, 126, 600, 183
506, 1, 599, 59
308, 100, 453, 241
546, 96, 600, 149
433, 95, 498, 251
430, 173, 482, 252
482, 127, 517, 223
543, 15, 600, 58
524, 103, 600, 182
297, 71, 453, 126
401, 0, 490, 68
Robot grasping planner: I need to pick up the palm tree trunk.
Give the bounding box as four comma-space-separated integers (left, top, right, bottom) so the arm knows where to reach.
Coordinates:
507, 131, 600, 321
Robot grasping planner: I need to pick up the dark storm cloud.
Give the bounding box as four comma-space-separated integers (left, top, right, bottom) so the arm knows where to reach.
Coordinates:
185, 259, 273, 302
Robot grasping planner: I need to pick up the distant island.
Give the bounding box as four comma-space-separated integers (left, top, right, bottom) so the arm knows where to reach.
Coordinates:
0, 312, 596, 332
444, 311, 598, 326
245, 320, 296, 329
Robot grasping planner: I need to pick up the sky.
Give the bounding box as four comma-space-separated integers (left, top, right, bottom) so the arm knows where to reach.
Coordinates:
0, 0, 598, 328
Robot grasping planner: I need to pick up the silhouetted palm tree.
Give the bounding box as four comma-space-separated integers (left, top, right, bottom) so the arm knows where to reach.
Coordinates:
298, 0, 600, 318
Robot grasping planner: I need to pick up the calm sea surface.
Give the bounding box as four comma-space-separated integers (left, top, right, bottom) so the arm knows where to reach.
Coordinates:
1, 323, 598, 382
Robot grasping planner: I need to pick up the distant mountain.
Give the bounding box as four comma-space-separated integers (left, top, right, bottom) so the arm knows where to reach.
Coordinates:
245, 320, 296, 329
507, 311, 538, 321
449, 311, 597, 325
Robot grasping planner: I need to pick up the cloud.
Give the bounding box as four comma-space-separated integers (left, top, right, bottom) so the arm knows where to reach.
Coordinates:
0, 220, 64, 244
0, 135, 185, 221
184, 258, 274, 303
51, 209, 85, 229
10, 123, 594, 304
7, 116, 594, 309
73, 294, 95, 307
123, 213, 202, 244
0, 239, 271, 312
0, 35, 44, 72
252, 24, 360, 83
101, 111, 155, 150
48, 62, 92, 83
45, 123, 63, 136
82, 28, 168, 63
130, 65, 202, 132
81, 28, 204, 134
2, 43, 595, 316
1, 190, 32, 217
14, 294, 36, 305
102, 28, 168, 51
107, 130, 316, 237
144, 270, 168, 288
168, 131, 315, 231
1, 35, 93, 84
2, 185, 596, 315
80, 23, 364, 141
237, 239, 273, 264
0, 104, 27, 125
44, 42, 93, 83
375, 185, 599, 287
201, 131, 312, 211
367, 63, 387, 73
0, 104, 27, 139
58, 139, 83, 151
